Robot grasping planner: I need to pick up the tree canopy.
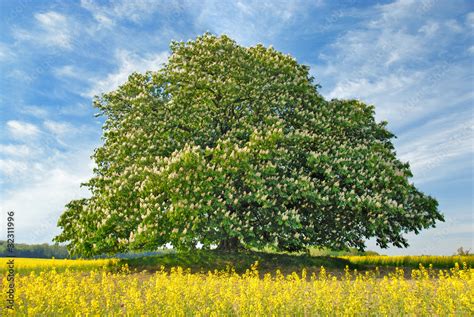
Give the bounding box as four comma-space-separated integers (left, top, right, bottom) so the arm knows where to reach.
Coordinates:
55, 34, 443, 256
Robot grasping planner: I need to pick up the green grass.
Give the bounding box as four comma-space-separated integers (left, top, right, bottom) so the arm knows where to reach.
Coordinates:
308, 247, 379, 257
120, 251, 473, 275
120, 249, 356, 274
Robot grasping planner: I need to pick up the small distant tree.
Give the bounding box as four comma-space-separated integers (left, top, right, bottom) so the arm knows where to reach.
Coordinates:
455, 247, 471, 256
54, 34, 443, 256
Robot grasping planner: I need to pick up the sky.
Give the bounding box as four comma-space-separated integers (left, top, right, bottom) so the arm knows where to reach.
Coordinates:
0, 0, 472, 255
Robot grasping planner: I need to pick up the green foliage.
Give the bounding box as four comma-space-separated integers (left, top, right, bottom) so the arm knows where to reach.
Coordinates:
55, 33, 443, 256
0, 241, 69, 259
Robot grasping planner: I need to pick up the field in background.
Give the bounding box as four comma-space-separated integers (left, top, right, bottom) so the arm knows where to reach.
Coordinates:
340, 255, 474, 268
2, 252, 474, 275
0, 257, 118, 275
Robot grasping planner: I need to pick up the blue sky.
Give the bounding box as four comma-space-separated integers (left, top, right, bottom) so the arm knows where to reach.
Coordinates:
0, 0, 472, 255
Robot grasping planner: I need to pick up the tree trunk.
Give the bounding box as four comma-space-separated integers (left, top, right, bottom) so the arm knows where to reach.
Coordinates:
217, 237, 242, 251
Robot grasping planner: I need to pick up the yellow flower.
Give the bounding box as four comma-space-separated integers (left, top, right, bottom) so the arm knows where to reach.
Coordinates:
1, 257, 472, 316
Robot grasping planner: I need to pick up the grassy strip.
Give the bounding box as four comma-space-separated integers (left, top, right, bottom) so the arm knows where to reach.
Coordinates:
121, 250, 355, 274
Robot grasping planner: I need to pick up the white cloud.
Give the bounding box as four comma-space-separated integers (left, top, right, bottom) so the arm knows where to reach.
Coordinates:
43, 120, 99, 147
13, 11, 73, 49
315, 0, 472, 123
0, 149, 94, 243
80, 0, 183, 25
466, 12, 474, 28
0, 42, 14, 61
6, 69, 34, 82
6, 120, 41, 139
53, 65, 77, 78
0, 159, 28, 178
419, 21, 439, 37
35, 11, 72, 49
192, 0, 318, 45
2, 118, 97, 201
54, 51, 168, 97
314, 0, 474, 189
80, 0, 114, 27
44, 120, 75, 137
85, 49, 168, 97
366, 215, 474, 255
323, 63, 473, 126
396, 110, 474, 184
1, 118, 97, 244
20, 105, 49, 118
84, 0, 320, 45
0, 144, 32, 157
445, 19, 463, 33
326, 73, 421, 101
59, 103, 92, 116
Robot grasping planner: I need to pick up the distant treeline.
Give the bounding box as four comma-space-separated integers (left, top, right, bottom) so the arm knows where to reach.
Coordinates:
0, 241, 70, 258
0, 241, 171, 259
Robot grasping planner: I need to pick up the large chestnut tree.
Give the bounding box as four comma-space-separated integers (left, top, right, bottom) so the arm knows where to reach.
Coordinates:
55, 34, 443, 256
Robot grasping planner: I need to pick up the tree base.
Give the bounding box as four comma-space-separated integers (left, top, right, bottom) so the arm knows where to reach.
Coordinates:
216, 237, 244, 251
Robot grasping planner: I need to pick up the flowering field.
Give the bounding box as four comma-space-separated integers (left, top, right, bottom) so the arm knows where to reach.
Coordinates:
1, 257, 473, 316
340, 255, 474, 268
0, 257, 118, 274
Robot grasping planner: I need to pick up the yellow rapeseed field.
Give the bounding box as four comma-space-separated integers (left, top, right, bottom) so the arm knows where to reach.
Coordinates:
1, 258, 473, 316
340, 255, 474, 268
0, 257, 118, 274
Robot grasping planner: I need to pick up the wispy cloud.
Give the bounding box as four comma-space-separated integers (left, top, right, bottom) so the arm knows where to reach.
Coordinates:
1, 117, 98, 244
396, 109, 473, 184
312, 0, 473, 188
0, 159, 28, 178
44, 120, 74, 136
466, 11, 474, 27
20, 105, 49, 119
0, 144, 32, 157
316, 1, 471, 122
80, 0, 184, 26
0, 148, 95, 243
85, 50, 169, 97
192, 0, 320, 44
6, 120, 41, 140
367, 214, 474, 255
0, 42, 15, 61
53, 65, 77, 78
42, 120, 80, 146
13, 11, 74, 49
444, 19, 463, 32
53, 49, 168, 98
58, 103, 92, 117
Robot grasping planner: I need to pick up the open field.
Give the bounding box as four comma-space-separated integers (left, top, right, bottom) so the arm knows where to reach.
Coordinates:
340, 255, 474, 269
0, 257, 118, 275
1, 253, 473, 316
